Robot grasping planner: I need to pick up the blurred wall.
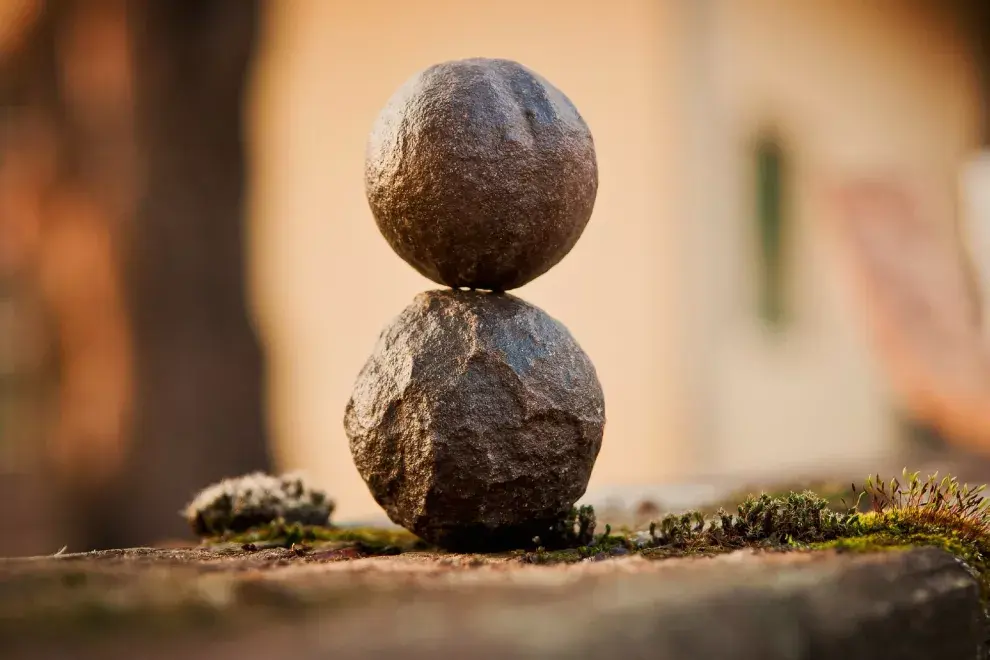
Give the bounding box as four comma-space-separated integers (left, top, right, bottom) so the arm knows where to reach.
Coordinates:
249, 0, 981, 521
682, 0, 980, 479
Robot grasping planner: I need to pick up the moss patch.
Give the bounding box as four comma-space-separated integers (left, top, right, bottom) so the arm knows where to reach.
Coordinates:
521, 523, 630, 564
208, 522, 430, 555
811, 519, 990, 607
523, 489, 858, 564
523, 470, 990, 592
704, 480, 866, 515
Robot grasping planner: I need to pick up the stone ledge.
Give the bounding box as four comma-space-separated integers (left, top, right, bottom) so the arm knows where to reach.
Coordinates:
1, 546, 985, 659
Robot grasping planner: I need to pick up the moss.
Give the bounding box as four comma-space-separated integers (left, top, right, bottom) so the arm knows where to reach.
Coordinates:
543, 505, 598, 547
521, 523, 634, 564
841, 473, 990, 610
811, 530, 990, 609
705, 480, 866, 515
184, 468, 990, 601
521, 491, 860, 565
520, 470, 990, 587
208, 522, 430, 555
810, 531, 963, 557
317, 526, 431, 554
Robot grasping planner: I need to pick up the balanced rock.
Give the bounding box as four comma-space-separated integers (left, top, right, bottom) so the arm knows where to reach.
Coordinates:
344, 289, 605, 550
365, 58, 598, 291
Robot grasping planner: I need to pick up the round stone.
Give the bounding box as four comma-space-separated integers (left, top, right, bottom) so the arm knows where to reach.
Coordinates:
344, 289, 605, 551
365, 58, 598, 291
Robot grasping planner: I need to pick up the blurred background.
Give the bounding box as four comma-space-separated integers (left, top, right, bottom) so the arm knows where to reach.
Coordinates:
3, 0, 990, 556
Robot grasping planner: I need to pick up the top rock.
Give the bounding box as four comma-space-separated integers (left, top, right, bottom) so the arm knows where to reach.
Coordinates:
365, 58, 598, 291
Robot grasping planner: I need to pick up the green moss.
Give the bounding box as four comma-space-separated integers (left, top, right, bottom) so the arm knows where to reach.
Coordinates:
811, 531, 963, 556
190, 468, 990, 603
522, 523, 631, 564
520, 469, 990, 598
318, 526, 431, 554
840, 473, 990, 609
705, 480, 865, 515
521, 491, 859, 565
812, 529, 990, 609
653, 471, 990, 618
543, 505, 598, 547
208, 522, 430, 555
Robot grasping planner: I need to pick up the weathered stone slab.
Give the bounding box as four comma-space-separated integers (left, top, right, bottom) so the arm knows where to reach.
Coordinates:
1, 547, 983, 659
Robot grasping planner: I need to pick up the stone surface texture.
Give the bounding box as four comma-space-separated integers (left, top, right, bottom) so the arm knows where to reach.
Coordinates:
345, 289, 605, 550
2, 547, 983, 660
365, 57, 598, 291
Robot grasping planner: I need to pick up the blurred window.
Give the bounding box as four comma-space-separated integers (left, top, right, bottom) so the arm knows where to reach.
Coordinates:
755, 134, 787, 328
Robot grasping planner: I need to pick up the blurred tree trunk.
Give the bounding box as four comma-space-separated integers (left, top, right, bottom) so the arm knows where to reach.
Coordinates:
957, 0, 990, 145
1, 0, 137, 553
119, 0, 271, 546
1, 0, 271, 551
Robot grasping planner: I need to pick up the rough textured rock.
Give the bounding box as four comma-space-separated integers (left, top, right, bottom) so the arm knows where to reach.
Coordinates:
344, 289, 605, 550
2, 548, 983, 660
365, 58, 598, 291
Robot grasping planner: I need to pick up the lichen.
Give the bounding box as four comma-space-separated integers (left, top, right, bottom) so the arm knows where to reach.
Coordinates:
183, 472, 335, 537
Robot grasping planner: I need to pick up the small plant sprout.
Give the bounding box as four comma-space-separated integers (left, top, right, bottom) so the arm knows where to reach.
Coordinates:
854, 469, 990, 541
543, 505, 598, 548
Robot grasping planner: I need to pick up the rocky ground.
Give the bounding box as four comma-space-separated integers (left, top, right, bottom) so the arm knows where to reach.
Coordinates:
0, 542, 984, 659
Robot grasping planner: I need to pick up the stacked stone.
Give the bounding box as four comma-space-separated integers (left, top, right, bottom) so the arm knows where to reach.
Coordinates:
345, 58, 605, 551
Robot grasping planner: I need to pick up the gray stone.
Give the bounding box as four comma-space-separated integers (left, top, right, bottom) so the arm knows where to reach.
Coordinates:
365, 58, 598, 291
344, 289, 605, 550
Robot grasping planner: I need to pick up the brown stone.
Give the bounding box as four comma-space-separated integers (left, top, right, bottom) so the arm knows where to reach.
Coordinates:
365, 58, 598, 291
344, 289, 605, 550
1, 547, 983, 659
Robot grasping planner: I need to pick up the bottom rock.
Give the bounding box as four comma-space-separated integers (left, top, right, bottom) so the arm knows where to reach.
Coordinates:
344, 289, 605, 550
